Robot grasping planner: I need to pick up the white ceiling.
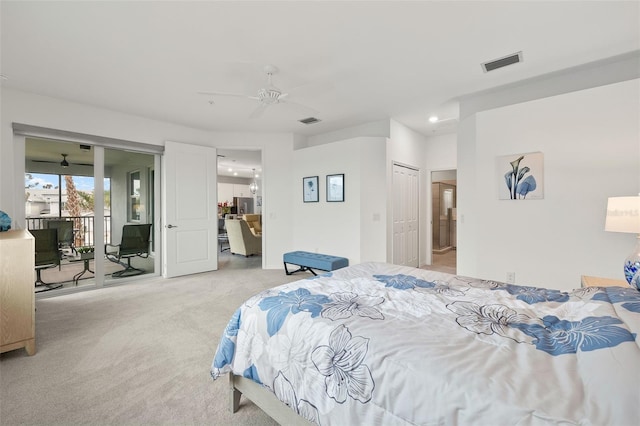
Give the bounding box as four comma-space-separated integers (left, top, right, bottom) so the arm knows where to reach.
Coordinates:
2, 1, 638, 147
217, 148, 261, 179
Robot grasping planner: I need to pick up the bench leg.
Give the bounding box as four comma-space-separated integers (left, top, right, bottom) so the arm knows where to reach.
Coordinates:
284, 262, 317, 276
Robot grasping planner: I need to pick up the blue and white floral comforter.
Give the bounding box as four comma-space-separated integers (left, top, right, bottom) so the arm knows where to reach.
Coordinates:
211, 262, 640, 425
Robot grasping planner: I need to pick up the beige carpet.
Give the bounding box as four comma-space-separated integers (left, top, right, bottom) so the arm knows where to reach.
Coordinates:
0, 268, 302, 425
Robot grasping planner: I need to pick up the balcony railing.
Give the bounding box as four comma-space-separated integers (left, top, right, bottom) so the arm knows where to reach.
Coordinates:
27, 216, 112, 247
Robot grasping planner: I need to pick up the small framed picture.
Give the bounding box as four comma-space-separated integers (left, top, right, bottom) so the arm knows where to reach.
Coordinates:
326, 174, 344, 202
303, 176, 319, 203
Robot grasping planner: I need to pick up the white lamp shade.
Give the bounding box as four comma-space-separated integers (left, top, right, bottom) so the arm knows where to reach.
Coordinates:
605, 196, 640, 234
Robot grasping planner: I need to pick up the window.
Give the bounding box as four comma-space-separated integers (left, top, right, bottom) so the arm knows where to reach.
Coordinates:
129, 171, 141, 221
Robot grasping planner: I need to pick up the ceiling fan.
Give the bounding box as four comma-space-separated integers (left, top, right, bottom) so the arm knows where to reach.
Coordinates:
31, 153, 93, 168
198, 65, 317, 119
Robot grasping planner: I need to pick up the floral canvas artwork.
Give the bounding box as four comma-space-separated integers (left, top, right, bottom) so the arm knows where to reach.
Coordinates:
497, 152, 544, 200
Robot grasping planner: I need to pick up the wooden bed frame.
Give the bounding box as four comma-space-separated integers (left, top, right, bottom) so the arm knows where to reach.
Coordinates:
229, 374, 313, 425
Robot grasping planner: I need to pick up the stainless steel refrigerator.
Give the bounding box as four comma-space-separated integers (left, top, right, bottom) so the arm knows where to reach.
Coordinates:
233, 197, 254, 215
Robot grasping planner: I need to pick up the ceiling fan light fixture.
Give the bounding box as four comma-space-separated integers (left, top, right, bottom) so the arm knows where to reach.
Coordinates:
258, 88, 281, 105
198, 64, 315, 119
60, 154, 69, 168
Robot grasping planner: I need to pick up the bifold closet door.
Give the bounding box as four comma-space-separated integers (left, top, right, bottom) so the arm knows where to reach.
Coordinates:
392, 164, 419, 267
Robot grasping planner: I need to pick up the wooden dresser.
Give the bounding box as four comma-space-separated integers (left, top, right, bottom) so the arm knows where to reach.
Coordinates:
0, 229, 36, 355
581, 275, 627, 288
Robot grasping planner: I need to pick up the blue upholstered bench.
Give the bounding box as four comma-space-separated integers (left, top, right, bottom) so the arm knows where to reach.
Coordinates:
283, 251, 349, 276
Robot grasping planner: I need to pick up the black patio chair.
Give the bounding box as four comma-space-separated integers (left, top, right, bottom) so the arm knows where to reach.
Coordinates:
105, 224, 152, 277
46, 219, 76, 257
218, 217, 229, 252
32, 228, 63, 292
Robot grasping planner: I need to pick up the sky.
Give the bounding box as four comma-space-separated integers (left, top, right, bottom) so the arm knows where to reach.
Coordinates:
25, 173, 110, 191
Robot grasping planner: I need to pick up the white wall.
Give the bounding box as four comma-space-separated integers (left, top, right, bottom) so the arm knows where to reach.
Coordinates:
458, 78, 640, 290
359, 140, 388, 262
304, 119, 390, 147
291, 137, 387, 264
109, 164, 129, 242
291, 120, 429, 267
431, 169, 456, 182
426, 133, 457, 171
0, 88, 294, 269
108, 162, 154, 244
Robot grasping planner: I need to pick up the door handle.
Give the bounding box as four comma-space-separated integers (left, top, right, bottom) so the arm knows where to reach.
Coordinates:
166, 224, 178, 229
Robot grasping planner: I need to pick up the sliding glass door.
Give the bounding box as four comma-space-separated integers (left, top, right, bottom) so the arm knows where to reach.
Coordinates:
104, 147, 155, 283
25, 137, 157, 292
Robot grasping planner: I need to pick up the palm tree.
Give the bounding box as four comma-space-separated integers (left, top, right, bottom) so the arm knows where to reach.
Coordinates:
64, 175, 83, 246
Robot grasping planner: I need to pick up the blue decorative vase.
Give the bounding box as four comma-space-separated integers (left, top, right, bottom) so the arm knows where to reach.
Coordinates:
623, 239, 640, 291
0, 210, 11, 232
624, 260, 640, 291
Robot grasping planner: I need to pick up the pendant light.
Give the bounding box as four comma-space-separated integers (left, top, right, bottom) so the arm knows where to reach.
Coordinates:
249, 169, 258, 195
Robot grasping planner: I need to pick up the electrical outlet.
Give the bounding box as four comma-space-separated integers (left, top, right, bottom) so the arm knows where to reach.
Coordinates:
506, 272, 515, 284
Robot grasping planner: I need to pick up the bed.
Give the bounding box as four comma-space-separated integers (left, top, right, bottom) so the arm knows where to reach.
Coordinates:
210, 262, 640, 425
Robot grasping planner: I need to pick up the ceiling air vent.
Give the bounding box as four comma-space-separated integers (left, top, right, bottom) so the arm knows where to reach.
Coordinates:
299, 117, 321, 125
481, 51, 523, 73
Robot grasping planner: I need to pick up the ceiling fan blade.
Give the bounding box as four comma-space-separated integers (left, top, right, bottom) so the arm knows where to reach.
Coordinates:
248, 104, 268, 119
198, 91, 249, 99
30, 159, 92, 167
278, 93, 289, 101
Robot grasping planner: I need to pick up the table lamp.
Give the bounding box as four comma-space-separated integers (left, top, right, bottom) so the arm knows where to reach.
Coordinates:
605, 196, 640, 290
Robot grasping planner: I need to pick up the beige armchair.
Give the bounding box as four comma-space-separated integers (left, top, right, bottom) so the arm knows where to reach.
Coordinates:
242, 214, 262, 236
225, 219, 262, 257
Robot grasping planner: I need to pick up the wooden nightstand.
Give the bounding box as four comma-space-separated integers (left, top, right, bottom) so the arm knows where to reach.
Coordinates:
581, 275, 627, 288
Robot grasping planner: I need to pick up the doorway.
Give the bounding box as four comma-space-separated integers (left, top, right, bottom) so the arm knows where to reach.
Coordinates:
430, 170, 457, 274
216, 148, 263, 270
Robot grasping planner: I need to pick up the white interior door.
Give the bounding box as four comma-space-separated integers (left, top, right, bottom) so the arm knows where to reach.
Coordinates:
163, 141, 218, 278
392, 164, 419, 267
392, 169, 406, 265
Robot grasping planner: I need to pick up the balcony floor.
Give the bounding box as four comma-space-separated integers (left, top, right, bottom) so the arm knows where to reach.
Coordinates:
35, 252, 156, 292
35, 247, 261, 293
